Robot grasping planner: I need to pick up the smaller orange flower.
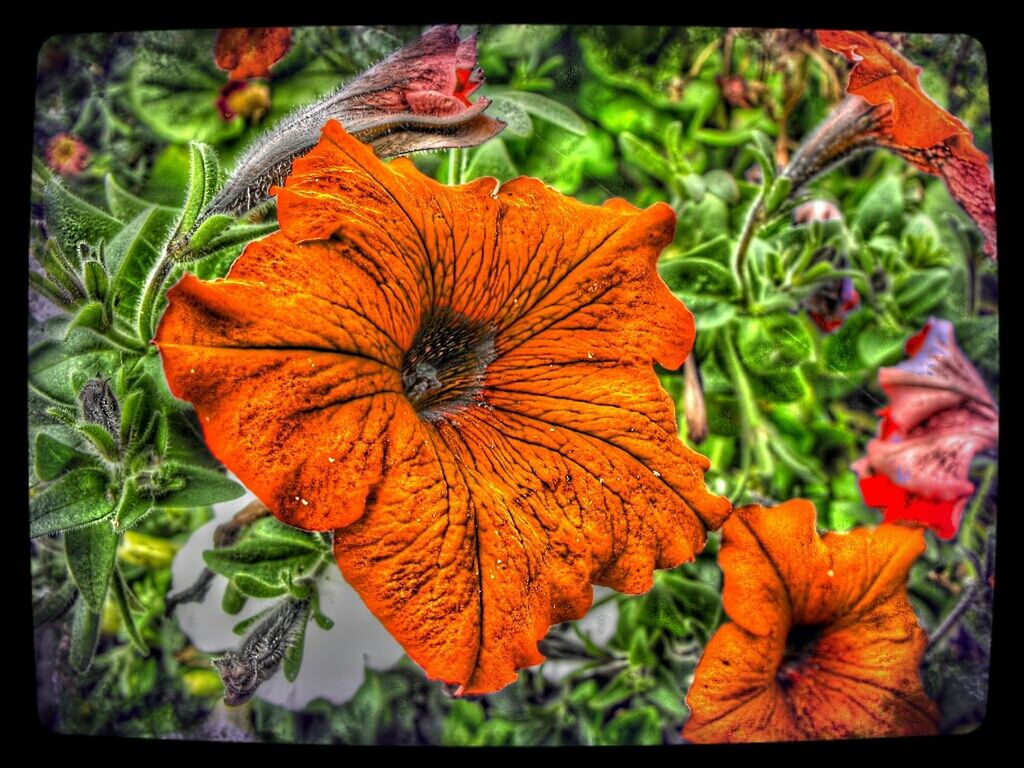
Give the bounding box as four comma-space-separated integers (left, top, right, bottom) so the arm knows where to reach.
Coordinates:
818, 30, 996, 258
215, 27, 292, 81
684, 500, 939, 743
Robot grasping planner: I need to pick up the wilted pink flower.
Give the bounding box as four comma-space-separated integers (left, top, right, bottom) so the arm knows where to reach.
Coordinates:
853, 319, 998, 539
46, 133, 89, 175
215, 28, 292, 81
792, 199, 842, 225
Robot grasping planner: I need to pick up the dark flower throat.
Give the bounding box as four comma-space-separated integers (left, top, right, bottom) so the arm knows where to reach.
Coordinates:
401, 307, 497, 422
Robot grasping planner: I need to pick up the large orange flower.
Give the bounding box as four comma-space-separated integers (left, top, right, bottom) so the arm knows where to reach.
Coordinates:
818, 30, 996, 258
684, 500, 939, 742
155, 121, 730, 694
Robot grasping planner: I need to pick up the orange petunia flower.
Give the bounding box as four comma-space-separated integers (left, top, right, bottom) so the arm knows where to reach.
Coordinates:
818, 30, 997, 258
215, 27, 292, 81
155, 121, 731, 694
684, 500, 939, 743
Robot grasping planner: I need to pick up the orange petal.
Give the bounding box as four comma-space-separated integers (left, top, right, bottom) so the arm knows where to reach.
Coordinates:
819, 30, 996, 258
683, 624, 797, 744
157, 121, 729, 693
687, 502, 937, 742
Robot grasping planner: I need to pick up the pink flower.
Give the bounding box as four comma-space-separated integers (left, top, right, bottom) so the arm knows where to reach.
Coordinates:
46, 133, 89, 175
853, 319, 997, 538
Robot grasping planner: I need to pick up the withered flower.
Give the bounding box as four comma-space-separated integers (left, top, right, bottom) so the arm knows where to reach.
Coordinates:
853, 319, 998, 539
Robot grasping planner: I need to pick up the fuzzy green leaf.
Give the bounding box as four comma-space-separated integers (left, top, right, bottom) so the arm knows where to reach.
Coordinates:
30, 468, 113, 537
65, 521, 118, 612
44, 180, 123, 261
464, 139, 519, 183
70, 600, 101, 673
34, 432, 97, 481
659, 257, 738, 297
486, 96, 533, 139
737, 314, 814, 374
496, 91, 587, 136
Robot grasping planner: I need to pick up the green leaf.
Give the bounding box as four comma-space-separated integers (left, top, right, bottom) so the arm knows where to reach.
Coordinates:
178, 142, 223, 236
857, 322, 907, 368
588, 669, 636, 711
496, 91, 587, 135
601, 706, 661, 746
893, 268, 950, 319
119, 390, 145, 448
486, 96, 533, 139
222, 581, 247, 615
34, 432, 97, 481
231, 606, 274, 636
104, 174, 177, 228
646, 683, 689, 720
283, 605, 311, 682
619, 132, 671, 183
855, 174, 904, 236
232, 571, 290, 598
70, 600, 101, 673
30, 468, 114, 537
33, 579, 78, 627
678, 173, 706, 201
129, 53, 245, 145
107, 207, 166, 322
82, 260, 109, 302
111, 567, 149, 654
67, 301, 107, 334
660, 572, 721, 628
44, 180, 123, 261
823, 309, 875, 373
628, 626, 656, 668
112, 479, 152, 531
77, 422, 119, 460
677, 194, 730, 245
737, 314, 814, 374
464, 139, 518, 183
187, 213, 234, 251
748, 368, 808, 403
65, 521, 118, 612
764, 176, 792, 214
955, 315, 998, 378
204, 531, 322, 584
703, 170, 740, 205
150, 464, 245, 510
659, 257, 738, 297
29, 331, 118, 405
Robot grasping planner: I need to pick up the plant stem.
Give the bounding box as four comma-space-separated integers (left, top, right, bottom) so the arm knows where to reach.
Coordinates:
733, 191, 764, 309
928, 580, 978, 651
722, 330, 772, 481
958, 461, 997, 548
97, 324, 148, 355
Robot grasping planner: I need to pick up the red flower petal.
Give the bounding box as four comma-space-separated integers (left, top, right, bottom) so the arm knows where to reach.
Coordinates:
854, 319, 997, 539
215, 27, 292, 81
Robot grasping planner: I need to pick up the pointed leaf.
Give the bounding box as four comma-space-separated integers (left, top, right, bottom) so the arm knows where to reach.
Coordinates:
44, 180, 123, 261
65, 521, 118, 612
70, 600, 101, 673
34, 432, 97, 481
30, 468, 113, 537
497, 91, 587, 135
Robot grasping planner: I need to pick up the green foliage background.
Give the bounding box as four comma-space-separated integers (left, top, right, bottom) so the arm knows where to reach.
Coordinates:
29, 25, 996, 743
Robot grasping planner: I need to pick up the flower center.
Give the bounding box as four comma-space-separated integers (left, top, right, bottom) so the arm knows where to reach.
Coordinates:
777, 623, 825, 690
401, 307, 496, 422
